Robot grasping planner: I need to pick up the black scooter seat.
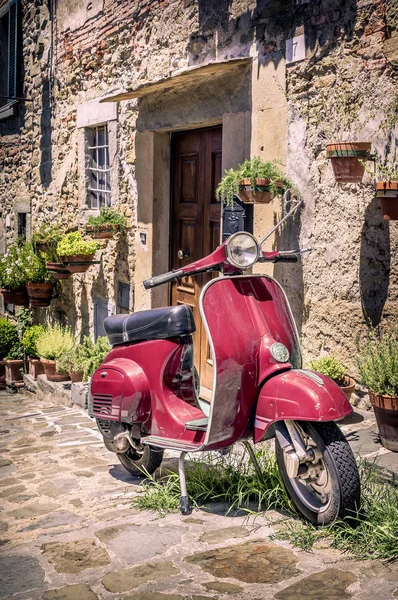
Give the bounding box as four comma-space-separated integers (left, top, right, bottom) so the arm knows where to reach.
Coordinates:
104, 305, 196, 346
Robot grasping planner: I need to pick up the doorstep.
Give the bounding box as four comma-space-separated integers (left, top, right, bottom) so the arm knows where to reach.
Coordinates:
23, 374, 88, 409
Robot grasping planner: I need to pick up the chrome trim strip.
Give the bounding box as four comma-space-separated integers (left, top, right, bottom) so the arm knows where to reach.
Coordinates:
295, 369, 325, 386
143, 436, 202, 452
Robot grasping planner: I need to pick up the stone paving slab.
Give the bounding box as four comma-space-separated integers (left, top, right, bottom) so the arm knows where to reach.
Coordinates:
0, 391, 397, 600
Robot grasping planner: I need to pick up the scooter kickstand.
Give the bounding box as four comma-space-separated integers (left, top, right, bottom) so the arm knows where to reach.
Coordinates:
178, 451, 192, 515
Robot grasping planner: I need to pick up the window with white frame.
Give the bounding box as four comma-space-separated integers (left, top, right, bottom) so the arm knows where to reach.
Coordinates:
87, 124, 111, 209
0, 0, 20, 109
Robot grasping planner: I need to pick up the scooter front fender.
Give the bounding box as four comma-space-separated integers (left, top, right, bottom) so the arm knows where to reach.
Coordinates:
254, 369, 352, 443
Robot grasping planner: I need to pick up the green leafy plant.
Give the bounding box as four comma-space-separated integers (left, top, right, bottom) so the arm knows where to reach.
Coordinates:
87, 207, 126, 231
361, 153, 398, 181
5, 341, 24, 361
35, 324, 75, 361
22, 325, 45, 358
56, 345, 87, 374
216, 157, 294, 206
357, 327, 398, 397
79, 336, 111, 381
15, 307, 33, 340
0, 317, 19, 359
31, 223, 64, 248
309, 356, 346, 385
57, 232, 98, 257
23, 243, 54, 283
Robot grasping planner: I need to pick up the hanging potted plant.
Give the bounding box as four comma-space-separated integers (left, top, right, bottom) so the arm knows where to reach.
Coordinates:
326, 142, 371, 183
374, 161, 398, 221
0, 317, 19, 389
0, 243, 29, 306
31, 223, 64, 253
22, 243, 55, 307
22, 325, 46, 380
85, 207, 126, 239
216, 157, 294, 207
357, 326, 398, 452
57, 232, 98, 273
309, 355, 356, 401
57, 345, 87, 383
35, 324, 75, 382
4, 341, 25, 385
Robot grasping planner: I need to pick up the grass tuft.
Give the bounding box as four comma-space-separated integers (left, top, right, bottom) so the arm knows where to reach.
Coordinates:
134, 447, 292, 517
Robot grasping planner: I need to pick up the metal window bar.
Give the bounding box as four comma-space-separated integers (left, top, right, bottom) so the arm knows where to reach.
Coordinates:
88, 125, 111, 209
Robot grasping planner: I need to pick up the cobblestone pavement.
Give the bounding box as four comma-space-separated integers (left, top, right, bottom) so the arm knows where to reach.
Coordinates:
0, 391, 397, 600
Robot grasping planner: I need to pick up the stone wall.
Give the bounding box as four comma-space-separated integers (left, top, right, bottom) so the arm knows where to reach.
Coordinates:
0, 0, 397, 376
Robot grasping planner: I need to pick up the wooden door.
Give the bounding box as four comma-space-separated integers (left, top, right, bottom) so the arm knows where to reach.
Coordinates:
171, 127, 222, 398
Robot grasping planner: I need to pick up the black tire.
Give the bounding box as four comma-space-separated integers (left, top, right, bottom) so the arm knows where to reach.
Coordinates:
118, 445, 164, 477
276, 421, 360, 525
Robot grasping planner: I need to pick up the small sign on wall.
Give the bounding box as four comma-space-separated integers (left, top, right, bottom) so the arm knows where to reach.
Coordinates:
286, 34, 306, 65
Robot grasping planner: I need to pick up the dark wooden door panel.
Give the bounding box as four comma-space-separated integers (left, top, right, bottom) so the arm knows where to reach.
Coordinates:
171, 126, 222, 397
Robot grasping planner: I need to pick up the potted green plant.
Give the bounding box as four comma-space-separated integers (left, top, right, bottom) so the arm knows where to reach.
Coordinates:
22, 243, 55, 307
309, 356, 355, 401
35, 324, 75, 382
374, 162, 398, 221
56, 345, 87, 382
31, 223, 64, 253
216, 157, 294, 207
85, 207, 126, 239
4, 341, 25, 385
0, 317, 19, 389
0, 243, 29, 306
57, 232, 98, 273
79, 335, 111, 382
357, 327, 398, 452
22, 325, 46, 380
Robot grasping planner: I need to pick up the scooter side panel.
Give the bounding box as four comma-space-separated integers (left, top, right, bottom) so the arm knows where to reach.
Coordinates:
201, 275, 301, 449
253, 369, 353, 443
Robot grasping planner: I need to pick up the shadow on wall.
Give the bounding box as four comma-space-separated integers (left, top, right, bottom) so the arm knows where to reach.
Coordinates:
359, 197, 390, 327
40, 78, 52, 188
189, 0, 358, 65
273, 197, 305, 335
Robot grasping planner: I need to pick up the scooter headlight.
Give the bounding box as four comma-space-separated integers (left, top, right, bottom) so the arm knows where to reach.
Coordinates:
226, 232, 259, 269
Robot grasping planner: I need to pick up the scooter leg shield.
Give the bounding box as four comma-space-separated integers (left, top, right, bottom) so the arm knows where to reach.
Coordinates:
254, 369, 352, 443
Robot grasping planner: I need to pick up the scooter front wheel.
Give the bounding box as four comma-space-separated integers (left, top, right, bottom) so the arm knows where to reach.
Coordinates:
275, 421, 360, 526
118, 445, 164, 477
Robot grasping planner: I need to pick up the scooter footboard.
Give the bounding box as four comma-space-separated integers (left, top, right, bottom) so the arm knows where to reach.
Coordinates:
254, 369, 352, 443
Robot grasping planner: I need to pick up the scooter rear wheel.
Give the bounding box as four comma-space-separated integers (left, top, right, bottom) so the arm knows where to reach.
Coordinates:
118, 445, 164, 476
275, 421, 360, 526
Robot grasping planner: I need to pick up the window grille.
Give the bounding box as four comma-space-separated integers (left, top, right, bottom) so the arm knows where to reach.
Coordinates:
8, 0, 18, 100
0, 0, 19, 108
88, 125, 111, 209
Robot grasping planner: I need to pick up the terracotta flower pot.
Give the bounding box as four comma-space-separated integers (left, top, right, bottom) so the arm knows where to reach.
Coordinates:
238, 178, 272, 204
326, 142, 371, 183
5, 359, 24, 384
59, 254, 95, 273
369, 391, 398, 452
46, 262, 72, 280
40, 358, 70, 382
341, 376, 355, 401
28, 357, 45, 380
26, 282, 55, 308
69, 371, 83, 383
376, 181, 398, 220
1, 286, 29, 306
85, 224, 120, 239
0, 360, 5, 389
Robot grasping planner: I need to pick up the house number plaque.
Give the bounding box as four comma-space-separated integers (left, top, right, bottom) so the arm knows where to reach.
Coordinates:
286, 34, 306, 65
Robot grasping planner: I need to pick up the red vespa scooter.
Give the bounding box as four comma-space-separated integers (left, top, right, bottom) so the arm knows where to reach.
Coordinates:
89, 200, 360, 525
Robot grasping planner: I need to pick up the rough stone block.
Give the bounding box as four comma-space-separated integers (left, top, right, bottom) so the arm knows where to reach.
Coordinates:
71, 382, 88, 409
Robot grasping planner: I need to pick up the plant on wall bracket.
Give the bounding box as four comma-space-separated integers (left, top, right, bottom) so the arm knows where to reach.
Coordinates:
363, 153, 398, 220
216, 157, 294, 207
85, 207, 126, 239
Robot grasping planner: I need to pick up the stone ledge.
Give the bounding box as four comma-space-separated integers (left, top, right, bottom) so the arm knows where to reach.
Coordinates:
23, 374, 89, 410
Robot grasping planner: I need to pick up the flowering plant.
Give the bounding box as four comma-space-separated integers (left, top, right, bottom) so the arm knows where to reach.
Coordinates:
0, 242, 53, 288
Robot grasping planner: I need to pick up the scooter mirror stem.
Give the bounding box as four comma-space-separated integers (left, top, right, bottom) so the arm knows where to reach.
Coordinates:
259, 199, 303, 247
